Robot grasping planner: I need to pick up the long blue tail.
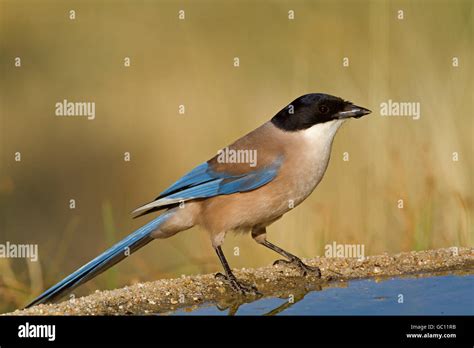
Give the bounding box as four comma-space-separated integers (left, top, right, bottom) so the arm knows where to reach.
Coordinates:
26, 213, 171, 308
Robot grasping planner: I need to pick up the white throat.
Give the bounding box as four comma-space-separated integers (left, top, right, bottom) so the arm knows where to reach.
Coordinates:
286, 119, 346, 206
301, 119, 345, 149
300, 119, 345, 177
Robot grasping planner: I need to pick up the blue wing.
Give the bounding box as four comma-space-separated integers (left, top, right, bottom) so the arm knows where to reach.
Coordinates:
132, 156, 283, 216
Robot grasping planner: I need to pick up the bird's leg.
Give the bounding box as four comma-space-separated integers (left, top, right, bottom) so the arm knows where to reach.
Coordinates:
252, 226, 321, 277
214, 246, 259, 295
265, 240, 321, 277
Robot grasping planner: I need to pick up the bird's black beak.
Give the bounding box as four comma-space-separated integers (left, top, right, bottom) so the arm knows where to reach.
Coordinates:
336, 103, 371, 119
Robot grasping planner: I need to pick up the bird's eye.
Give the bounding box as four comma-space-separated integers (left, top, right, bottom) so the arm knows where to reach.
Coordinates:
319, 105, 329, 114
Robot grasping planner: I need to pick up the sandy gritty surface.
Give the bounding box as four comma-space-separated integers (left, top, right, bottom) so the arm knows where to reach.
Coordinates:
6, 247, 473, 315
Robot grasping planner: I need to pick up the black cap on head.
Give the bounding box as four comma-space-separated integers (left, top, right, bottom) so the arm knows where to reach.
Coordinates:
271, 93, 371, 132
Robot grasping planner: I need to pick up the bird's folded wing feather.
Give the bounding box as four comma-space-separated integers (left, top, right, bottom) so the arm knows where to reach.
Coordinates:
132, 156, 283, 216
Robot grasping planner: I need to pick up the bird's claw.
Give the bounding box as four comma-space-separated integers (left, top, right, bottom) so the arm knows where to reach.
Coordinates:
273, 258, 321, 277
215, 273, 261, 296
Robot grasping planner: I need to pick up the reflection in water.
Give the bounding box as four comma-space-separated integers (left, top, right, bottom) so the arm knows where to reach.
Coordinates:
209, 280, 349, 316
171, 272, 474, 316
215, 287, 313, 316
172, 281, 350, 316
262, 291, 308, 316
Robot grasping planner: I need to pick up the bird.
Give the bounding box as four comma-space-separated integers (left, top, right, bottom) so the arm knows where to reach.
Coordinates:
26, 93, 371, 307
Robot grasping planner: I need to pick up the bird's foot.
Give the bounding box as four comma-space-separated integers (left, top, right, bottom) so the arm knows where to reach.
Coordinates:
215, 273, 260, 296
273, 258, 321, 277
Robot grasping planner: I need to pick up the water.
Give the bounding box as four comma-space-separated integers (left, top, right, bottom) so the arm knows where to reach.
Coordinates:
172, 274, 474, 315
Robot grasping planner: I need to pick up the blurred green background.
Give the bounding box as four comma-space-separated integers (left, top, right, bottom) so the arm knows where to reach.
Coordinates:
0, 0, 472, 312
